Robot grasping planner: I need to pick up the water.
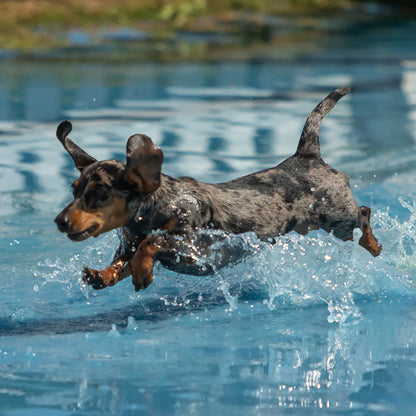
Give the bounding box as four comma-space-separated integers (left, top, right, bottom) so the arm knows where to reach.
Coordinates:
1, 20, 416, 415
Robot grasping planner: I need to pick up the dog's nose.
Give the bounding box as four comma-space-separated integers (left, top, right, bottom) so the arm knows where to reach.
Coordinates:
55, 214, 71, 233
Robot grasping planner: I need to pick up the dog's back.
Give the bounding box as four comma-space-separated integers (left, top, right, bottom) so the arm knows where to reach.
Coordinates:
186, 88, 359, 240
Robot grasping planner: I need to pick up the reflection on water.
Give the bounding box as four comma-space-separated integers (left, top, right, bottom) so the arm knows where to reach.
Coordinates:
1, 61, 416, 193
0, 59, 416, 199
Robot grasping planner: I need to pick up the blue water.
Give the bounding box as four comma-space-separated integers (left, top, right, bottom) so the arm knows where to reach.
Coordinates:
1, 20, 416, 415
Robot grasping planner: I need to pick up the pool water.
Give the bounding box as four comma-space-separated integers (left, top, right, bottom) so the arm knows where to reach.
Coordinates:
1, 20, 416, 415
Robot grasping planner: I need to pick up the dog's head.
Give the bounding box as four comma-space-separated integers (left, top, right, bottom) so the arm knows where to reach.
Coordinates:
54, 121, 164, 241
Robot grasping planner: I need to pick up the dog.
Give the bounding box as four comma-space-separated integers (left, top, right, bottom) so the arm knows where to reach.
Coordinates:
55, 87, 381, 292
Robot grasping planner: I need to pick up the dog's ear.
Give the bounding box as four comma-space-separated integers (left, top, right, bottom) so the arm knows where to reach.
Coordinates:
125, 134, 164, 194
56, 121, 97, 172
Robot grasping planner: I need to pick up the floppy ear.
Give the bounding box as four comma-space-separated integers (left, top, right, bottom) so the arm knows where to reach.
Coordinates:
125, 134, 164, 194
56, 121, 97, 172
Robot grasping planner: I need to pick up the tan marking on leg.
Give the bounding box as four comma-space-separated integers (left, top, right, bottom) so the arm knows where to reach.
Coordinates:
358, 206, 382, 257
130, 237, 161, 291
98, 259, 126, 286
161, 217, 177, 230
129, 217, 177, 291
83, 259, 128, 289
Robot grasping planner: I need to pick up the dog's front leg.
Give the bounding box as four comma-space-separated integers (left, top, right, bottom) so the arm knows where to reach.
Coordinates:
130, 233, 166, 291
83, 256, 131, 289
83, 231, 137, 289
130, 230, 201, 291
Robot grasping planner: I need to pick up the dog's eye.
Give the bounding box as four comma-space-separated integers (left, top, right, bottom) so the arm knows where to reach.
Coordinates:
94, 185, 110, 202
83, 184, 112, 208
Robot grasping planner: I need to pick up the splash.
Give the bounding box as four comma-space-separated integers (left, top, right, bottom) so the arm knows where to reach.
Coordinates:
32, 232, 119, 300
33, 199, 416, 324
201, 231, 367, 324
157, 198, 416, 323
375, 197, 416, 287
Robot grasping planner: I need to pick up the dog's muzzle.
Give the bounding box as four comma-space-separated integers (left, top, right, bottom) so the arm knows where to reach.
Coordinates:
54, 213, 98, 241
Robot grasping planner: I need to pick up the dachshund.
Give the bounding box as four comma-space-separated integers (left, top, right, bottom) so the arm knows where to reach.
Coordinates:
54, 88, 381, 291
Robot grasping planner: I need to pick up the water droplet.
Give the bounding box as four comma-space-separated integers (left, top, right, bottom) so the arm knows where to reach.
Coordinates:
127, 316, 137, 331
107, 324, 121, 338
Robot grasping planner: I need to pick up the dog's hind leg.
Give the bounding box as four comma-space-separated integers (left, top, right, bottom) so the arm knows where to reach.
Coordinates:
358, 206, 382, 257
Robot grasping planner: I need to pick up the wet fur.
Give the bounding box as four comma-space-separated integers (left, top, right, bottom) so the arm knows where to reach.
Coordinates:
55, 88, 381, 292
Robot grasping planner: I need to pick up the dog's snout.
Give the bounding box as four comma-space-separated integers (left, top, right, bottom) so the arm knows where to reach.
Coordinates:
55, 213, 71, 233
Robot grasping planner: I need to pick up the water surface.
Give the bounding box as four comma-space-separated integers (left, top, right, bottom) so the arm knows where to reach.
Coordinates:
1, 20, 416, 415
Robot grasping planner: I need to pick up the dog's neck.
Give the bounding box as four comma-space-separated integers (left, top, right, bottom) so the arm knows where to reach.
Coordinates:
124, 174, 183, 236
124, 174, 215, 238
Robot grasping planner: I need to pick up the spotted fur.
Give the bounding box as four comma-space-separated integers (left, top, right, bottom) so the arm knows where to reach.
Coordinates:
54, 88, 381, 292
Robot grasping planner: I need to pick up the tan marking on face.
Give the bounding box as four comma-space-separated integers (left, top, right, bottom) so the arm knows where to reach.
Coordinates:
69, 209, 103, 233
96, 197, 129, 234
68, 197, 128, 236
88, 180, 98, 188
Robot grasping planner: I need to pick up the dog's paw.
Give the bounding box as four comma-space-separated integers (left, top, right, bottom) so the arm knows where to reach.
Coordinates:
82, 267, 108, 290
133, 273, 154, 292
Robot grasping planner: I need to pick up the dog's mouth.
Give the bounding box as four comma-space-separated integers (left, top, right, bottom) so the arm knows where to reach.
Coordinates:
67, 224, 99, 241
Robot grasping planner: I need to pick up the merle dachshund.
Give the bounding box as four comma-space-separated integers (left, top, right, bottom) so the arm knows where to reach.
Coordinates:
55, 88, 381, 291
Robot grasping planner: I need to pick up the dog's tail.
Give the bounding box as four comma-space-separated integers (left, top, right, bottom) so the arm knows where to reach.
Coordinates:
296, 87, 351, 158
